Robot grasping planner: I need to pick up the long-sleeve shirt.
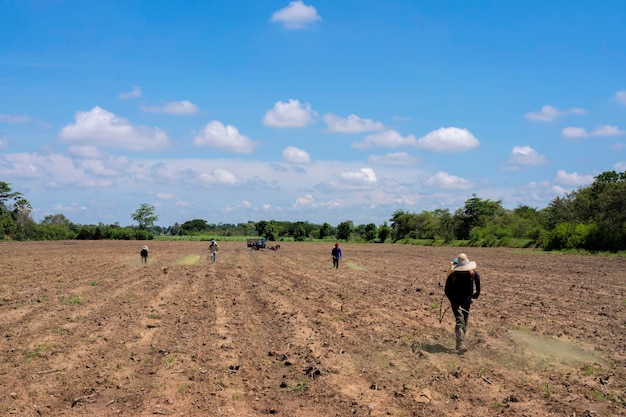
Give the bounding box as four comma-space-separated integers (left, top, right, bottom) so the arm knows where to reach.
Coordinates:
445, 269, 480, 305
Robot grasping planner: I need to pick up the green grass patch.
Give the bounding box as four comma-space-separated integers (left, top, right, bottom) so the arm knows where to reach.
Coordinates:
581, 365, 597, 376
543, 383, 552, 399
492, 402, 504, 409
590, 390, 616, 402
65, 296, 82, 305
285, 381, 309, 392
24, 343, 58, 359
346, 262, 366, 270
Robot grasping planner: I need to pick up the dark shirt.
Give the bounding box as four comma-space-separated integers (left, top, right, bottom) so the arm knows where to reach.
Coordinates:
331, 247, 342, 259
445, 269, 480, 305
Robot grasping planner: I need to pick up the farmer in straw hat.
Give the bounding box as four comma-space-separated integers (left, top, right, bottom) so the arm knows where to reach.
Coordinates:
208, 240, 219, 263
445, 253, 481, 353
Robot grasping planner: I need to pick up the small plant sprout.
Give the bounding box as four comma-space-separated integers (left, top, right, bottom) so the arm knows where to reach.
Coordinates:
66, 296, 82, 305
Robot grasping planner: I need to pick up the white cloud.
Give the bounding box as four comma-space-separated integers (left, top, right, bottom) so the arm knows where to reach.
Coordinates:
0, 137, 7, 150
323, 113, 384, 133
294, 193, 316, 207
262, 203, 283, 213
367, 152, 416, 165
76, 159, 121, 177
591, 125, 625, 136
140, 100, 199, 115
0, 152, 45, 178
193, 120, 256, 153
324, 167, 378, 189
0, 151, 123, 186
270, 1, 321, 29
198, 168, 238, 185
615, 90, 626, 106
67, 146, 104, 159
555, 169, 594, 186
614, 161, 626, 171
524, 105, 586, 122
508, 146, 547, 165
262, 99, 316, 128
340, 168, 377, 185
282, 146, 311, 163
54, 202, 88, 213
118, 86, 142, 99
0, 114, 32, 123
417, 127, 480, 152
562, 127, 589, 139
58, 106, 170, 151
562, 125, 625, 138
424, 171, 473, 189
353, 130, 417, 149
157, 193, 177, 200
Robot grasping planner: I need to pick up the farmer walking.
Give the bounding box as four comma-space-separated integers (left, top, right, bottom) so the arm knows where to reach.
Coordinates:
208, 240, 219, 263
140, 245, 149, 265
444, 253, 481, 353
331, 243, 342, 269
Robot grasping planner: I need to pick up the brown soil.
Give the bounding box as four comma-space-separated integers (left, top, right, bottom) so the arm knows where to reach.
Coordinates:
1, 241, 625, 416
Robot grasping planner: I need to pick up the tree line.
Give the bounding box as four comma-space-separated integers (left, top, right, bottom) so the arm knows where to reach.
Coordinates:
2, 170, 626, 252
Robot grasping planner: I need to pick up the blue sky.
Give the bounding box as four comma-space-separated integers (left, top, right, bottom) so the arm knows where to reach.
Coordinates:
1, 0, 625, 228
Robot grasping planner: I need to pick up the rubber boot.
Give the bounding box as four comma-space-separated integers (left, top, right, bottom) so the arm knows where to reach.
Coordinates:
455, 327, 467, 353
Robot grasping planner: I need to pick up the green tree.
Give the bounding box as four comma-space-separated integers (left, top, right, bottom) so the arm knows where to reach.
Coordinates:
255, 220, 268, 237
131, 203, 158, 230
363, 223, 377, 241
454, 194, 505, 240
180, 219, 208, 234
390, 209, 416, 240
263, 221, 279, 241
336, 220, 354, 241
432, 208, 455, 241
41, 213, 71, 227
378, 222, 391, 242
0, 182, 33, 240
290, 222, 307, 241
540, 170, 626, 251
319, 222, 333, 239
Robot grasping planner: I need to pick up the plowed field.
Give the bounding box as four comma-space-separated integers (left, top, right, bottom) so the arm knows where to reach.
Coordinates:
1, 241, 625, 416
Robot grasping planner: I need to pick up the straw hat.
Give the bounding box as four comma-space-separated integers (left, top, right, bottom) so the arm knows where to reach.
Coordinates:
452, 253, 476, 271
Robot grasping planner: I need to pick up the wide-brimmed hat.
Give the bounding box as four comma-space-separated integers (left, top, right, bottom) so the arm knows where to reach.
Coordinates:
142, 245, 148, 250
452, 253, 476, 271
